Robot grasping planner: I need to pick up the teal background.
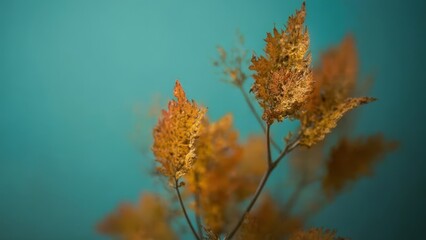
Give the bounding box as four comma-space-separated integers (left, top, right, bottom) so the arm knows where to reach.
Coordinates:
1, 0, 425, 239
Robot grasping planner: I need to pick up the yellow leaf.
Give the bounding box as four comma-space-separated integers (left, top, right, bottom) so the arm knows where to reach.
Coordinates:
299, 36, 375, 147
250, 2, 313, 124
300, 97, 376, 147
152, 80, 206, 183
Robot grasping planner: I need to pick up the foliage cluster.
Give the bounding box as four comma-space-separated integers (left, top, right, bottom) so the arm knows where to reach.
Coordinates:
98, 2, 396, 239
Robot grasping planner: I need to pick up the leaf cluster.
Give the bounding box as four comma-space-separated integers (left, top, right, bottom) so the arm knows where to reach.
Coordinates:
99, 2, 397, 240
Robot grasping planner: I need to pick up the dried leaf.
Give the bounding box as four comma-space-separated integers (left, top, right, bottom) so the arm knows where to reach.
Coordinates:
235, 135, 268, 199
185, 118, 268, 235
299, 35, 375, 147
289, 228, 342, 240
152, 80, 206, 183
323, 134, 398, 197
186, 114, 244, 234
299, 97, 376, 147
289, 142, 324, 183
213, 31, 249, 86
237, 195, 302, 240
250, 2, 313, 124
98, 193, 177, 240
316, 36, 358, 101
204, 227, 221, 240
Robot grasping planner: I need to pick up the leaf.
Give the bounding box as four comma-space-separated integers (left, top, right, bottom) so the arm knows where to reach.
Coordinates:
152, 80, 206, 183
237, 195, 302, 240
299, 35, 375, 147
322, 134, 398, 197
289, 228, 342, 240
185, 118, 268, 235
98, 193, 177, 240
213, 32, 249, 87
186, 114, 244, 234
299, 97, 376, 147
250, 2, 313, 124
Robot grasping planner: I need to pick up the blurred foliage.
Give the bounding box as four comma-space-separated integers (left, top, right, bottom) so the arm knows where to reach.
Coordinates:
98, 2, 396, 239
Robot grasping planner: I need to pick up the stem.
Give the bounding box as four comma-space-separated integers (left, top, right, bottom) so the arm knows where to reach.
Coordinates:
238, 86, 281, 152
194, 173, 204, 238
266, 124, 272, 167
226, 169, 272, 239
272, 139, 300, 170
226, 134, 299, 239
174, 178, 201, 240
238, 86, 265, 133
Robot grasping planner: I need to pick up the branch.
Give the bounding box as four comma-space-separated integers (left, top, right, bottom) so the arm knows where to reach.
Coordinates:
193, 173, 204, 238
238, 85, 281, 152
272, 138, 300, 170
225, 169, 272, 239
266, 124, 273, 167
174, 178, 201, 240
226, 124, 296, 239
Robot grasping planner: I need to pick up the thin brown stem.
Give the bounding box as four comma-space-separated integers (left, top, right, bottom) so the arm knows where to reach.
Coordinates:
237, 85, 281, 152
227, 124, 297, 239
238, 85, 265, 132
193, 173, 204, 239
174, 178, 201, 240
272, 138, 300, 170
266, 124, 273, 167
226, 168, 272, 239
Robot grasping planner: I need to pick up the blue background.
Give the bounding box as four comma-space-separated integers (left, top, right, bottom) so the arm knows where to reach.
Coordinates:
1, 0, 425, 239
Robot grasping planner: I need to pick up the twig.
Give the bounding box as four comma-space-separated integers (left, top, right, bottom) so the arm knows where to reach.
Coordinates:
237, 85, 281, 152
194, 172, 204, 239
266, 124, 273, 167
226, 127, 299, 239
272, 138, 300, 170
226, 168, 272, 239
174, 178, 201, 240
